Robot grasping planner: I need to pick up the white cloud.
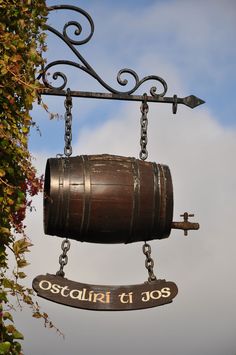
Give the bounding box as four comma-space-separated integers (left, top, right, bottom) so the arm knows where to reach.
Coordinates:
13, 1, 236, 354
21, 96, 236, 354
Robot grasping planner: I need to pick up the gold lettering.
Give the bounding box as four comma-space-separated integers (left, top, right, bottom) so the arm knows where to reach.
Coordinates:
161, 287, 171, 298
141, 291, 150, 302
60, 286, 70, 297
88, 291, 94, 302
39, 280, 51, 291
150, 290, 162, 300
70, 289, 82, 299
106, 292, 111, 304
93, 292, 106, 303
81, 288, 90, 301
119, 292, 133, 304
51, 283, 61, 294
141, 287, 172, 302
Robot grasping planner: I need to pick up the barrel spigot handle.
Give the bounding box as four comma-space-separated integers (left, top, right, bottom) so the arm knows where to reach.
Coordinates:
171, 212, 199, 236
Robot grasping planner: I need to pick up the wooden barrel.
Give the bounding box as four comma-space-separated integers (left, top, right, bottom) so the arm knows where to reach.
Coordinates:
44, 154, 173, 244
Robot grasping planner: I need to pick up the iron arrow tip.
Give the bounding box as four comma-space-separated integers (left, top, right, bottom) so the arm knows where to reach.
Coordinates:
184, 95, 205, 109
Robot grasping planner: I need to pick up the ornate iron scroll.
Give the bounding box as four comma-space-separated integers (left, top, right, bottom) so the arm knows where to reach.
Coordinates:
38, 5, 204, 111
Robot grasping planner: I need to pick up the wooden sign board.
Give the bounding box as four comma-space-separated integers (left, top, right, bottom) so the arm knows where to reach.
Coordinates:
32, 274, 178, 311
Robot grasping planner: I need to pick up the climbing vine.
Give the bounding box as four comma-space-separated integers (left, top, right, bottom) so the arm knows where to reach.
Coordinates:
0, 1, 57, 353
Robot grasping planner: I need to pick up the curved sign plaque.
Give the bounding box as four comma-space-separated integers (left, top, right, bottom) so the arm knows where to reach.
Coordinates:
32, 274, 178, 311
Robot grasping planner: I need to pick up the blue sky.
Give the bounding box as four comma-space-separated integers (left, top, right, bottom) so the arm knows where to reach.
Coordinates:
13, 1, 236, 355
29, 0, 236, 154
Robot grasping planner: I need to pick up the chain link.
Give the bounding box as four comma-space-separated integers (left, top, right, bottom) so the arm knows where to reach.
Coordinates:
142, 242, 157, 282
56, 89, 73, 276
64, 88, 73, 157
139, 93, 149, 161
56, 239, 71, 277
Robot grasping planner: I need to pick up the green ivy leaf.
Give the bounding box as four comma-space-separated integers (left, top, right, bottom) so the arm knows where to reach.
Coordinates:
13, 238, 33, 255
0, 168, 5, 177
2, 278, 14, 289
0, 291, 8, 303
17, 258, 30, 268
0, 227, 10, 236
32, 311, 42, 319
0, 1, 59, 348
3, 311, 14, 322
0, 342, 11, 354
12, 330, 24, 340
6, 324, 16, 333
17, 271, 27, 279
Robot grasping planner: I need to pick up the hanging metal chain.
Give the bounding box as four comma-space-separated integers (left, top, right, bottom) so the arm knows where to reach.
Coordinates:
139, 93, 149, 161
55, 89, 73, 277
56, 239, 71, 277
64, 88, 73, 157
143, 242, 157, 282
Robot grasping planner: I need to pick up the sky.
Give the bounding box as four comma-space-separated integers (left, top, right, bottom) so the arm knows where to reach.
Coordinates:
10, 0, 236, 354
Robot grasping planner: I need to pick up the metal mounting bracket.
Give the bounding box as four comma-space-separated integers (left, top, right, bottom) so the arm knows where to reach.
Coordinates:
38, 5, 205, 113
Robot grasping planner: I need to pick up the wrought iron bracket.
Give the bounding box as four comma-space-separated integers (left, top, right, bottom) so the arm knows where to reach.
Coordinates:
38, 5, 205, 113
